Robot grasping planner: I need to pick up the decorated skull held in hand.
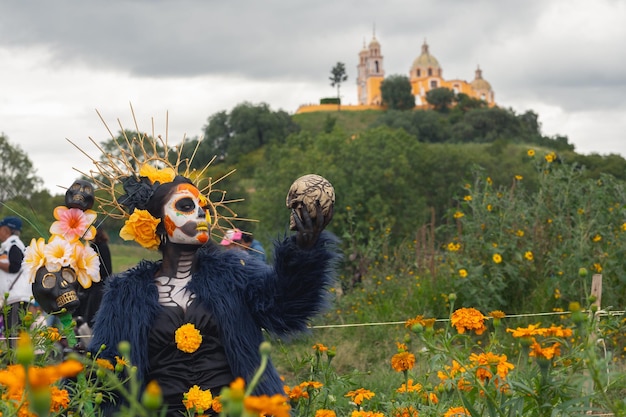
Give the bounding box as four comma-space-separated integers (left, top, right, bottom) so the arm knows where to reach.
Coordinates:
65, 179, 95, 211
286, 174, 335, 230
32, 266, 80, 314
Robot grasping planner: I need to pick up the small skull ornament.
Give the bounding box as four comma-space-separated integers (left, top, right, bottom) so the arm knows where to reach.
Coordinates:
32, 266, 81, 314
65, 179, 95, 211
286, 174, 335, 230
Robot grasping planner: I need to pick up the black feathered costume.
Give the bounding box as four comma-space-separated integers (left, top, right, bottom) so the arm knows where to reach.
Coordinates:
89, 231, 339, 412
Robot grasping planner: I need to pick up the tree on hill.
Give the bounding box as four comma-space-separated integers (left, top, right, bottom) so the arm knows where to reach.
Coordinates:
0, 134, 42, 202
380, 75, 415, 110
329, 62, 348, 107
426, 87, 456, 112
200, 102, 299, 163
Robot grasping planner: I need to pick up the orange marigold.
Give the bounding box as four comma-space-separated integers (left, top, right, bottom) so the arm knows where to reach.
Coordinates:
393, 406, 419, 417
506, 323, 546, 338
175, 323, 203, 353
444, 406, 470, 417
397, 378, 422, 393
244, 394, 291, 417
530, 341, 561, 360
316, 410, 337, 417
391, 351, 416, 372
345, 388, 375, 405
450, 307, 487, 335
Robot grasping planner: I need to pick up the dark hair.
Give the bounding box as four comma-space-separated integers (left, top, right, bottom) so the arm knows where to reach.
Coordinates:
241, 233, 253, 243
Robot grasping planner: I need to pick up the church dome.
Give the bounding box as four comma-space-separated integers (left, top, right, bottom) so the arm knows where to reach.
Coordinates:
410, 40, 441, 78
471, 66, 492, 91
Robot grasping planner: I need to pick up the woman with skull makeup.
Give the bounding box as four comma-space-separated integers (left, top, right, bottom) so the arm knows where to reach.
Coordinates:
88, 171, 338, 416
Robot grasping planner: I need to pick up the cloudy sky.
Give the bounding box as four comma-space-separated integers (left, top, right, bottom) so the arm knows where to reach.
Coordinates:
1, 0, 625, 194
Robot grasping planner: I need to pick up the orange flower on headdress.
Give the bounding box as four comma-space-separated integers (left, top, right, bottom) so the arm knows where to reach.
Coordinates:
140, 163, 176, 185
50, 206, 96, 242
120, 209, 161, 250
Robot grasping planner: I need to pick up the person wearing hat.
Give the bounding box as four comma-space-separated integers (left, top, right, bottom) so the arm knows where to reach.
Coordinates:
220, 228, 267, 262
0, 216, 30, 343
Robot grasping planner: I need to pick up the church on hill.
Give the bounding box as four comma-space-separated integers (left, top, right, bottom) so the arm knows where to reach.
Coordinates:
356, 35, 495, 107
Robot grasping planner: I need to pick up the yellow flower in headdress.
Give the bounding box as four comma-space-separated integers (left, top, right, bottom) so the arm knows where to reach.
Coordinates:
70, 241, 101, 288
120, 209, 161, 250
23, 237, 47, 283
140, 163, 176, 185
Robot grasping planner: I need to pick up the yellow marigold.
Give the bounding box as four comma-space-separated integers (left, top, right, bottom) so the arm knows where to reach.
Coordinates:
393, 406, 419, 417
345, 388, 375, 405
593, 234, 602, 242
397, 378, 422, 393
486, 177, 493, 185
391, 351, 416, 372
444, 406, 470, 417
530, 341, 561, 360
492, 253, 502, 264
405, 315, 425, 328
489, 310, 506, 319
183, 385, 213, 412
96, 358, 115, 371
527, 149, 535, 157
175, 323, 203, 353
139, 163, 176, 185
351, 411, 385, 417
312, 343, 328, 353
316, 410, 337, 417
458, 269, 468, 278
515, 175, 523, 180
212, 396, 222, 413
50, 385, 70, 411
593, 263, 602, 272
447, 242, 461, 251
487, 204, 492, 211
463, 195, 472, 201
119, 209, 161, 250
450, 307, 487, 335
46, 327, 62, 342
621, 222, 626, 231
506, 323, 546, 338
545, 152, 556, 163
515, 229, 524, 237
244, 394, 291, 417
543, 325, 573, 338
524, 251, 534, 261
453, 211, 464, 219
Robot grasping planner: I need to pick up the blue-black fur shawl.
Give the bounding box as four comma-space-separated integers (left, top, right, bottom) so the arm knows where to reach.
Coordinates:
89, 231, 339, 395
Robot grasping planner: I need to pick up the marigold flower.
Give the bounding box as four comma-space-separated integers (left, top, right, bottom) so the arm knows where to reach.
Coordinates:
530, 341, 561, 360
463, 195, 472, 201
175, 323, 203, 353
316, 410, 337, 417
312, 343, 329, 353
96, 358, 115, 371
524, 251, 534, 261
244, 394, 290, 417
285, 384, 309, 400
45, 327, 62, 342
212, 396, 223, 413
351, 411, 385, 417
492, 253, 502, 264
451, 307, 487, 335
545, 152, 556, 163
489, 310, 505, 319
515, 175, 523, 180
393, 407, 419, 417
453, 211, 464, 219
444, 406, 470, 417
470, 352, 514, 380
120, 208, 161, 250
183, 385, 213, 412
397, 378, 422, 393
527, 149, 535, 157
506, 324, 546, 338
543, 325, 573, 338
405, 315, 425, 328
50, 385, 71, 411
391, 351, 416, 372
140, 163, 176, 185
345, 388, 375, 405
458, 269, 468, 278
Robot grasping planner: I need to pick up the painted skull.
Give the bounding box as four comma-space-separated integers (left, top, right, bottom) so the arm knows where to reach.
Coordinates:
32, 266, 80, 314
286, 174, 335, 230
163, 183, 211, 245
65, 179, 95, 211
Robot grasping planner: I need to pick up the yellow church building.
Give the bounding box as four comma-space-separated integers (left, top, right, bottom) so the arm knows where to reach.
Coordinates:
297, 34, 495, 113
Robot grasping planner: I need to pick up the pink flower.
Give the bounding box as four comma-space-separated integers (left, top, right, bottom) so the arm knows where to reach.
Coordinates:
50, 206, 97, 242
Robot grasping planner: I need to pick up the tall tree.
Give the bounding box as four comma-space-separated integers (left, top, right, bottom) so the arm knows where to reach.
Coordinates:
0, 134, 42, 202
425, 87, 456, 112
329, 62, 348, 107
380, 75, 415, 110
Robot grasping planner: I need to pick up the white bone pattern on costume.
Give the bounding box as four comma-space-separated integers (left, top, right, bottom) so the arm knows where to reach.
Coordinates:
155, 252, 196, 311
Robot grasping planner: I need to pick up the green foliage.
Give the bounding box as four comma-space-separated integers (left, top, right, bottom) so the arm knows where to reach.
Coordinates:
0, 134, 43, 202
201, 102, 299, 164
380, 75, 415, 110
329, 62, 348, 102
425, 87, 456, 112
320, 97, 341, 105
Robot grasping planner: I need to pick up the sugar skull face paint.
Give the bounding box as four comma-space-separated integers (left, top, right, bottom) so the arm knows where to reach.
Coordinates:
163, 183, 211, 245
